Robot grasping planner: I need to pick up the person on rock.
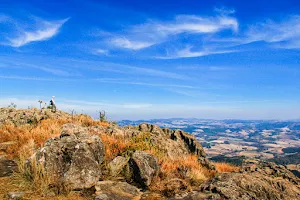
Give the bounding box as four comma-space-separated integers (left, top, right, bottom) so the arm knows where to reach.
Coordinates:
50, 96, 56, 113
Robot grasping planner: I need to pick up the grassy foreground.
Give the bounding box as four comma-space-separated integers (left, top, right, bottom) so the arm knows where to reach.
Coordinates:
0, 110, 238, 199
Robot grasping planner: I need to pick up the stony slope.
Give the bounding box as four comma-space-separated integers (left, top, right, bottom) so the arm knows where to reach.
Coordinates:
0, 108, 299, 200
0, 107, 72, 125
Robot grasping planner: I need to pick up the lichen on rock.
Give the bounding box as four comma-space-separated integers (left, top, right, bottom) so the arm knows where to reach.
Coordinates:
27, 123, 105, 190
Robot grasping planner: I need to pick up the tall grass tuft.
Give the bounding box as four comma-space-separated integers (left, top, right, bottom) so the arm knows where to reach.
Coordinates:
214, 162, 240, 173
18, 140, 53, 195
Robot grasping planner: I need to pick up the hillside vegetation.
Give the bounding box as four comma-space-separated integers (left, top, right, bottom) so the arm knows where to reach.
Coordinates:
0, 108, 299, 200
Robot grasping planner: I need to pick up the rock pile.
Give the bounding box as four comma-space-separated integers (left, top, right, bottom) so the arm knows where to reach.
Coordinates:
26, 124, 160, 197
89, 122, 215, 170
0, 107, 72, 125
27, 123, 105, 190
199, 161, 300, 200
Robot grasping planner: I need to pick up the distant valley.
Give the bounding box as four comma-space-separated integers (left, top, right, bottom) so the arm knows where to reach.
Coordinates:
119, 119, 300, 166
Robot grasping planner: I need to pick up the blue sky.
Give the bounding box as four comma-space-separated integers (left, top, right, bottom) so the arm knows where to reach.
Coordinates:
0, 0, 300, 120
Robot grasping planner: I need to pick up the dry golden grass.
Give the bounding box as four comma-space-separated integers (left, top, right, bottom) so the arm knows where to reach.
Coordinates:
0, 110, 236, 199
214, 162, 240, 173
0, 175, 88, 200
99, 134, 129, 161
160, 155, 215, 181
0, 112, 110, 198
17, 140, 58, 196
150, 155, 216, 196
98, 131, 163, 162
0, 115, 109, 159
92, 131, 215, 196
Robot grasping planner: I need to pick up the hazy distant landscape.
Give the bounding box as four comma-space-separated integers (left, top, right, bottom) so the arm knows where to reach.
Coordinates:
119, 119, 300, 164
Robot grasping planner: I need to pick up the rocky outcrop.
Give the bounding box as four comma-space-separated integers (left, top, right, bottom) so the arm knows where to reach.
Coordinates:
171, 130, 215, 170
3, 108, 300, 200
139, 123, 165, 136
138, 123, 215, 170
0, 108, 74, 125
286, 164, 300, 178
91, 122, 215, 170
89, 124, 140, 138
200, 161, 300, 200
95, 181, 141, 200
28, 123, 105, 190
129, 150, 159, 187
0, 159, 18, 177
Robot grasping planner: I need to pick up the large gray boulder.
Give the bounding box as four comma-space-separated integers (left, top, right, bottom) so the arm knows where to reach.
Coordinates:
129, 150, 159, 187
28, 123, 105, 190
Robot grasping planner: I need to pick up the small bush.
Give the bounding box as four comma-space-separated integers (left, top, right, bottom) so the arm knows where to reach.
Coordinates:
214, 162, 240, 173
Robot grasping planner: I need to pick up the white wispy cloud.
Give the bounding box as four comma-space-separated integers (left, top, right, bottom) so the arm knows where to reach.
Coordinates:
93, 48, 109, 55
0, 58, 81, 77
110, 38, 154, 50
0, 75, 197, 88
0, 75, 74, 81
0, 54, 189, 80
245, 15, 300, 48
157, 46, 235, 59
149, 14, 238, 34
62, 99, 153, 109
105, 12, 238, 50
124, 65, 189, 80
84, 61, 190, 80
176, 65, 237, 71
165, 88, 198, 97
91, 78, 198, 88
214, 7, 236, 15
247, 16, 300, 42
7, 17, 69, 47
36, 66, 80, 77
209, 15, 300, 49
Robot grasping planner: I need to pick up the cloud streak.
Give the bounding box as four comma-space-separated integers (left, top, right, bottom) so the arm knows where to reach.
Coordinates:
7, 17, 69, 47
245, 15, 300, 48
157, 46, 236, 59
83, 61, 190, 80
0, 58, 81, 77
209, 15, 300, 49
0, 75, 74, 81
0, 75, 197, 88
104, 13, 238, 50
110, 38, 154, 50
